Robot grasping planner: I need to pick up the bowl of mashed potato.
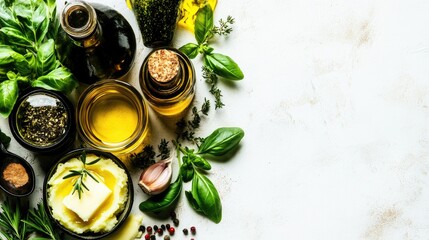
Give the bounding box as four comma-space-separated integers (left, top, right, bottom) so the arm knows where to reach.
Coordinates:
43, 148, 133, 239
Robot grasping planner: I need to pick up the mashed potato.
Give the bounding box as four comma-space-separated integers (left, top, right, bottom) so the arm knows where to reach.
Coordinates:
47, 154, 128, 234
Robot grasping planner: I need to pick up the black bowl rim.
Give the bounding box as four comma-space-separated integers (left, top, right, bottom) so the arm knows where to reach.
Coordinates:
42, 148, 134, 240
8, 88, 76, 154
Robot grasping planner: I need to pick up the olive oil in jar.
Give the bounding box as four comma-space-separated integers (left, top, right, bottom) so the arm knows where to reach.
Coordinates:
139, 48, 196, 116
77, 80, 149, 155
57, 1, 136, 84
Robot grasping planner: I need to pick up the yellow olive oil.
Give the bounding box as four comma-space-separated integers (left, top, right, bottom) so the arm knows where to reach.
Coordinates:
77, 80, 149, 155
89, 95, 138, 143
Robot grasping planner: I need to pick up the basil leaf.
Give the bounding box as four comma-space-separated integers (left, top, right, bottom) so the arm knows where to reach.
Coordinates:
180, 161, 194, 182
198, 127, 245, 156
0, 46, 18, 66
192, 156, 211, 170
37, 39, 56, 75
194, 5, 213, 44
0, 27, 33, 48
0, 80, 18, 117
0, 129, 11, 148
192, 171, 222, 223
185, 191, 203, 213
32, 66, 78, 93
34, 4, 49, 43
139, 176, 182, 213
205, 53, 244, 80
179, 43, 199, 59
0, 3, 20, 30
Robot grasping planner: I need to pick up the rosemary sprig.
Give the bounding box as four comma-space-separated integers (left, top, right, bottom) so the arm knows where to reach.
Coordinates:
22, 202, 60, 240
0, 199, 26, 240
63, 151, 100, 199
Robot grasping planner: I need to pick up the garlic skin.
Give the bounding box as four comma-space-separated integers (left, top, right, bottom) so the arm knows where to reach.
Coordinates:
138, 158, 172, 195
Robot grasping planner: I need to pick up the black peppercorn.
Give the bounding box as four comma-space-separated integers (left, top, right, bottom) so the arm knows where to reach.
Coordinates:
154, 225, 158, 232
173, 218, 179, 226
183, 228, 188, 235
150, 235, 156, 240
166, 224, 170, 230
139, 225, 146, 233
161, 224, 166, 230
170, 211, 176, 219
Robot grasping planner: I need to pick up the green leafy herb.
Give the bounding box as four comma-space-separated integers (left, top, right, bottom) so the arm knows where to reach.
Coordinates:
130, 145, 156, 169
0, 198, 26, 240
139, 175, 182, 213
189, 170, 222, 223
22, 201, 60, 240
157, 139, 171, 160
175, 127, 244, 222
175, 100, 211, 144
131, 139, 172, 168
204, 53, 244, 80
0, 128, 11, 147
0, 0, 78, 117
198, 127, 245, 156
63, 151, 100, 199
179, 5, 244, 108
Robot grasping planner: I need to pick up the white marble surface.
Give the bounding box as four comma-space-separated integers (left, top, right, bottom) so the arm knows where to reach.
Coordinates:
1, 0, 429, 239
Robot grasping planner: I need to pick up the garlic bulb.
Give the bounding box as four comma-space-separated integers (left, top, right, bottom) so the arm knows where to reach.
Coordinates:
138, 158, 172, 195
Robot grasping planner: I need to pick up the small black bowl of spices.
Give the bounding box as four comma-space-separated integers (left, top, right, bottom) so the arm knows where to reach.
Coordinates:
9, 88, 75, 154
0, 143, 35, 197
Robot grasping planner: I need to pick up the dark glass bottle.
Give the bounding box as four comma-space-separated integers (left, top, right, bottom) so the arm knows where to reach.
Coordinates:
57, 1, 136, 84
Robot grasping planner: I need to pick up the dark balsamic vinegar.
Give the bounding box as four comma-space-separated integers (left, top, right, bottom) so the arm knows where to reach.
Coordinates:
57, 2, 136, 84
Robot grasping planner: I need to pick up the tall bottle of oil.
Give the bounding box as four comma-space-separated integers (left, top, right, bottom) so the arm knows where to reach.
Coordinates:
57, 0, 136, 84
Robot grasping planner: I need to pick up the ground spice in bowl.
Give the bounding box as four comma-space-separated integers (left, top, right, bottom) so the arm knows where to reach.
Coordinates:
3, 162, 29, 188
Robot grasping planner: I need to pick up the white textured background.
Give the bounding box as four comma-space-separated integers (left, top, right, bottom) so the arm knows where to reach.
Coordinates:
1, 0, 429, 239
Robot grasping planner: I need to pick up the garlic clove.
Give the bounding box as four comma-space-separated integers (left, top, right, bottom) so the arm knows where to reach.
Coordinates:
138, 158, 172, 195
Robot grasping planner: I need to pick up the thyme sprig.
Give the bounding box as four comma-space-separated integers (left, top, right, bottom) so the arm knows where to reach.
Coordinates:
130, 139, 171, 168
175, 99, 210, 144
63, 151, 100, 199
210, 16, 235, 37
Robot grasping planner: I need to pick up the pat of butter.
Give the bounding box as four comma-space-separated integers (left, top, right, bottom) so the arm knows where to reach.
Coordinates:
62, 176, 112, 222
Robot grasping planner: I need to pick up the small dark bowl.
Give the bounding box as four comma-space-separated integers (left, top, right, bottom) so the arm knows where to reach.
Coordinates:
9, 88, 75, 154
43, 148, 134, 240
0, 143, 35, 197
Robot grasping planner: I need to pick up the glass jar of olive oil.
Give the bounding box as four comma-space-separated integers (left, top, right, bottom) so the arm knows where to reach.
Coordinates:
76, 80, 149, 155
139, 48, 196, 116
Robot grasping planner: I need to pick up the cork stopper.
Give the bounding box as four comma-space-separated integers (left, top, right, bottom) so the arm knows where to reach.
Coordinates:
148, 49, 180, 83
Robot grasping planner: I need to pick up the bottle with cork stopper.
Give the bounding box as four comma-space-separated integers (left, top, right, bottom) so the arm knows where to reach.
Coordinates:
139, 47, 196, 116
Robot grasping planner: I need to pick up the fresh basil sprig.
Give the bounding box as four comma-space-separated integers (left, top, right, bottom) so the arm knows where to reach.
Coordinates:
0, 0, 77, 117
180, 127, 243, 223
138, 127, 244, 223
179, 5, 244, 108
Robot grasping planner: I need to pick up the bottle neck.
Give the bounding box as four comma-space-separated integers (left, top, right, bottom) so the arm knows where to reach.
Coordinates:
60, 1, 102, 48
